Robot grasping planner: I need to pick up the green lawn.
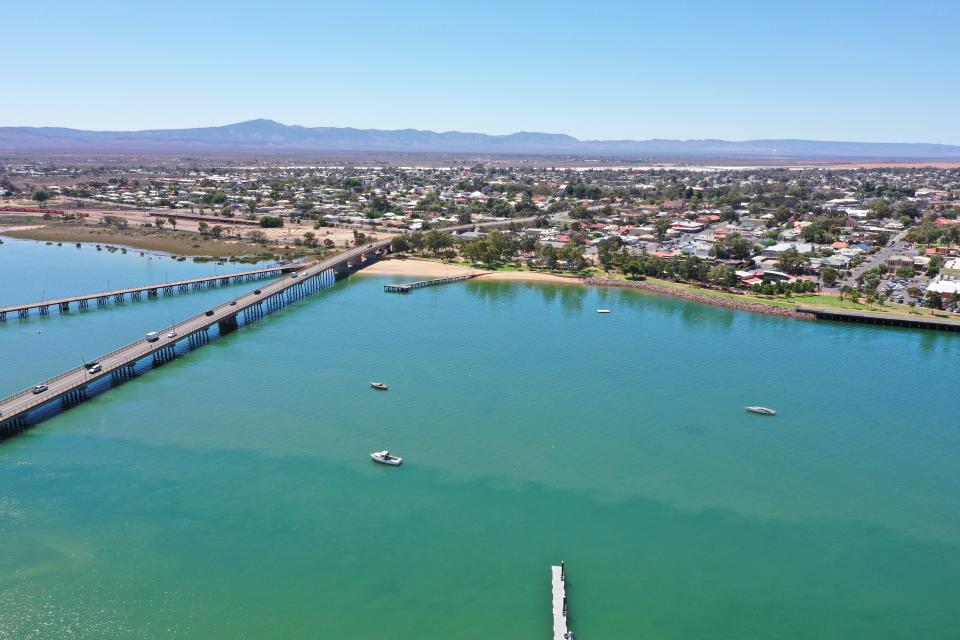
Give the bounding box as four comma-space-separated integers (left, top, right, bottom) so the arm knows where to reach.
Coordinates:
403, 256, 960, 323
640, 278, 946, 317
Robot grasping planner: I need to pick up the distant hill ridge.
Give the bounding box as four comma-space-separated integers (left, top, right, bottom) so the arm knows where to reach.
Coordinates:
2, 119, 959, 159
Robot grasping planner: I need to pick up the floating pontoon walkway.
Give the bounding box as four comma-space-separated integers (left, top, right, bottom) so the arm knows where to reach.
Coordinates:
552, 563, 571, 640
384, 273, 482, 293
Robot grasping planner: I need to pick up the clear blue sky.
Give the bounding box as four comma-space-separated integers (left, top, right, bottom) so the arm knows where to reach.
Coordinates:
4, 0, 959, 143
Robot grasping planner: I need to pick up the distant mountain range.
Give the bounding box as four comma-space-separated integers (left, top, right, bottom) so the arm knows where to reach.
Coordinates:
2, 119, 959, 159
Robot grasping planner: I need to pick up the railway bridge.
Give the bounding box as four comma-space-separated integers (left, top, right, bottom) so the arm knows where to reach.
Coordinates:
0, 262, 307, 321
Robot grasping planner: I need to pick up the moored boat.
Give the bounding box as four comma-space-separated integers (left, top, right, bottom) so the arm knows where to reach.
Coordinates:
370, 450, 402, 466
745, 406, 777, 416
596, 309, 611, 314
370, 382, 389, 390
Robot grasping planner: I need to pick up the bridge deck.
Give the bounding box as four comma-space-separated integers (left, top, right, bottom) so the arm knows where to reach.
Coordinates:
0, 217, 538, 433
0, 241, 390, 432
0, 263, 307, 316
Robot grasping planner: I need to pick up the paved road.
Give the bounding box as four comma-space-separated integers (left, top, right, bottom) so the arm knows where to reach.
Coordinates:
844, 227, 911, 284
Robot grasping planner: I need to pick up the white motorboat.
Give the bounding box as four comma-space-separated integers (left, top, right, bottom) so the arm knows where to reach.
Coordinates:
596, 309, 611, 314
371, 450, 402, 466
745, 406, 777, 416
370, 382, 389, 391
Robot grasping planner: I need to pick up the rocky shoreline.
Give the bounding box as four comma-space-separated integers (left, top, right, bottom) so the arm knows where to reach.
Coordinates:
582, 277, 816, 320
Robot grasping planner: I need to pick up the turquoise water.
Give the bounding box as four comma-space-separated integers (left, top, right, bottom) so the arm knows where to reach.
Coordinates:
1, 238, 959, 639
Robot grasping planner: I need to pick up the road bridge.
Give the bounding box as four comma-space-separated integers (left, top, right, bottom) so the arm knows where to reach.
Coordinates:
0, 241, 390, 437
0, 217, 541, 437
0, 263, 307, 321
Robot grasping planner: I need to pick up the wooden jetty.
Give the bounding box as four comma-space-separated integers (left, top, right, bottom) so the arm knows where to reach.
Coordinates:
551, 563, 571, 640
797, 306, 960, 332
384, 273, 481, 293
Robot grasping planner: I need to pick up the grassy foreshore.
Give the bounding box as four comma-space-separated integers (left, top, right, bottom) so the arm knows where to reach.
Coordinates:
377, 256, 960, 325
584, 276, 815, 319
1, 219, 314, 259
586, 275, 960, 325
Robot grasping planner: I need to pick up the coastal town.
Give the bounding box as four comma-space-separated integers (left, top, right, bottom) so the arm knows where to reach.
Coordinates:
4, 161, 959, 319
5, 1, 960, 638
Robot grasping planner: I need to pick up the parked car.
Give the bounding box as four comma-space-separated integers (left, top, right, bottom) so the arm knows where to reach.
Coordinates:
87, 363, 102, 374
32, 384, 48, 394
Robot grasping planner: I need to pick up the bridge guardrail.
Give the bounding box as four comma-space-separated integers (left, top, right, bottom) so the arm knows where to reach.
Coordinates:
0, 263, 299, 313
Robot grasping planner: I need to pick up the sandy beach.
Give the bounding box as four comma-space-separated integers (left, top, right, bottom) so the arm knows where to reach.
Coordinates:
0, 224, 44, 233
359, 257, 581, 284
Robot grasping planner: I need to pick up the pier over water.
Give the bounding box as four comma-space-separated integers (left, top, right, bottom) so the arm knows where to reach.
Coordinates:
552, 563, 572, 640
384, 273, 482, 293
797, 306, 960, 332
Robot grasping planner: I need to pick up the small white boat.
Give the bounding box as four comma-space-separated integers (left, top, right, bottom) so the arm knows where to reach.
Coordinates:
371, 450, 402, 466
745, 406, 777, 416
596, 309, 611, 314
370, 382, 389, 391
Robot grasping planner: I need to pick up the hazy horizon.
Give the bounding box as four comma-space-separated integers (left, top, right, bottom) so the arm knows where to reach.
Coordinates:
4, 118, 960, 147
3, 1, 959, 144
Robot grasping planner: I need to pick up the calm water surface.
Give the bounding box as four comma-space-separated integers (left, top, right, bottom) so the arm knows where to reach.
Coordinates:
1, 238, 958, 639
